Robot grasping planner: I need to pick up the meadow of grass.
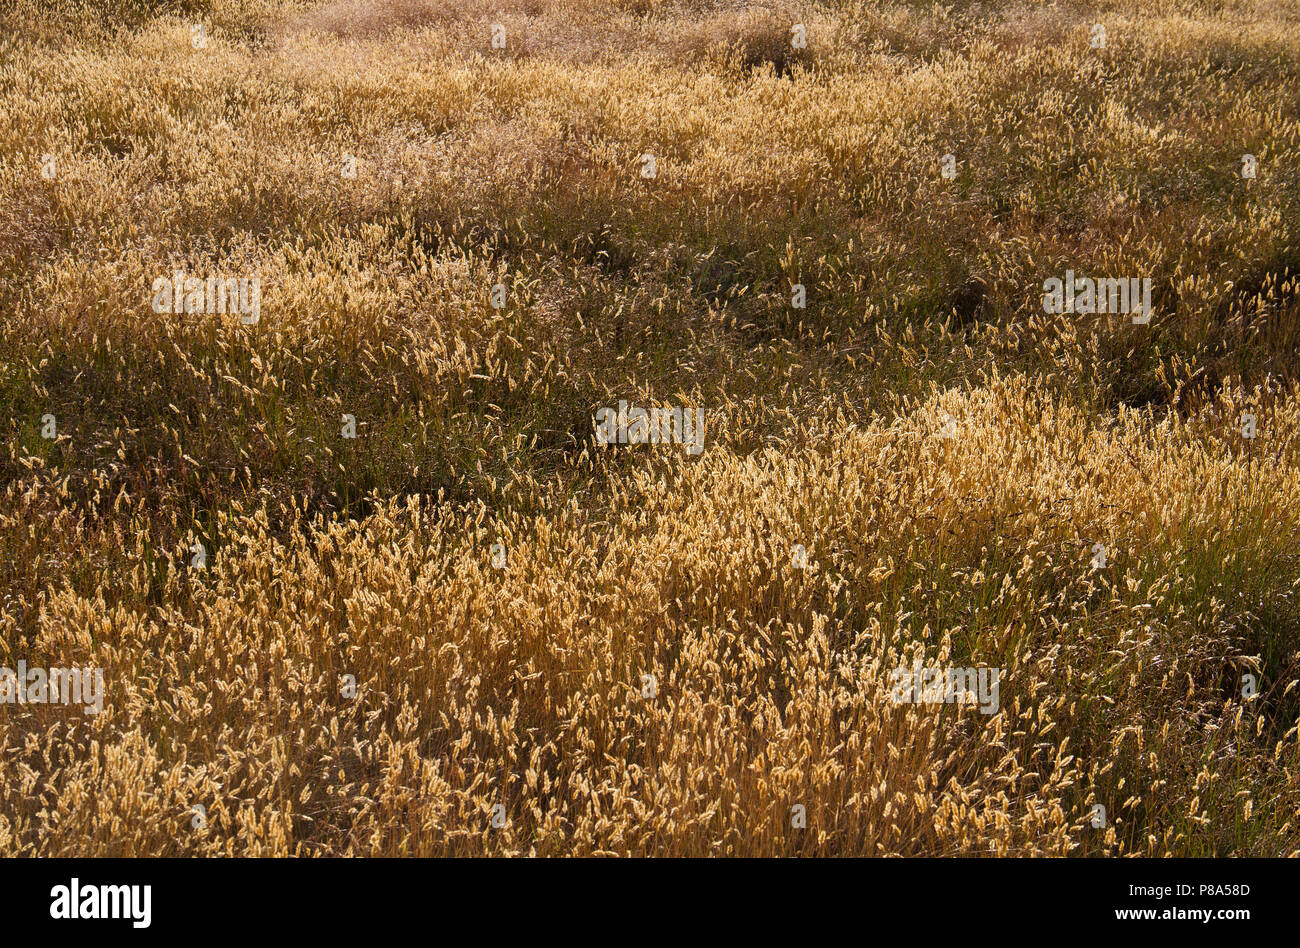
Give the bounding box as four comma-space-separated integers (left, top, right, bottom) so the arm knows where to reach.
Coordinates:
0, 0, 1299, 855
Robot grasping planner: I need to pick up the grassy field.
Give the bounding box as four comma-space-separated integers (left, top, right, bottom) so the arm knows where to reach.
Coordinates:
1, 0, 1299, 856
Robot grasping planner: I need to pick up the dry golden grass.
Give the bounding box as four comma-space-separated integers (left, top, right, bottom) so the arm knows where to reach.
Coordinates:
0, 0, 1299, 855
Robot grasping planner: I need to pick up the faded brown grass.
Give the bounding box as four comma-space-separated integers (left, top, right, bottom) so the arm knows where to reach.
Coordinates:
1, 0, 1299, 856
